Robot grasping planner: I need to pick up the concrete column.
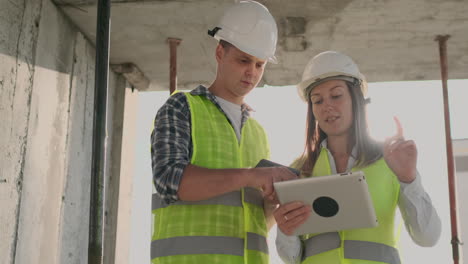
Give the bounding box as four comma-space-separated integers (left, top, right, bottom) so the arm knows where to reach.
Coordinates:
58, 32, 95, 264
0, 0, 100, 263
13, 0, 96, 263
103, 75, 139, 264
115, 84, 139, 264
0, 0, 42, 261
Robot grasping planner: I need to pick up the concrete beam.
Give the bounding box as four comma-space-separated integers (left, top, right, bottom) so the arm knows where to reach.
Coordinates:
55, 0, 468, 91
111, 63, 150, 91
52, 0, 188, 6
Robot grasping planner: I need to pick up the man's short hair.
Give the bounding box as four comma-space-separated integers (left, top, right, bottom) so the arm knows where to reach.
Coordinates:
219, 40, 234, 51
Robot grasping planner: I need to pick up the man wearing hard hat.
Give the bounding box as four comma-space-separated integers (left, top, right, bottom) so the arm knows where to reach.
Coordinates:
274, 51, 441, 264
150, 1, 297, 263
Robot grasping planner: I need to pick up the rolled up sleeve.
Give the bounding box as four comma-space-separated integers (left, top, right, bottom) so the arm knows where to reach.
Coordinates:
150, 93, 192, 204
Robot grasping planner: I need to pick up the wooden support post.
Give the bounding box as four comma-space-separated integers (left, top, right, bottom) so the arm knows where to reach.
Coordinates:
435, 34, 460, 264
167, 38, 182, 94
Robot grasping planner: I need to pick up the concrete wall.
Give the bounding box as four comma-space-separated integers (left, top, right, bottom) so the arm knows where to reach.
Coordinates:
0, 0, 134, 263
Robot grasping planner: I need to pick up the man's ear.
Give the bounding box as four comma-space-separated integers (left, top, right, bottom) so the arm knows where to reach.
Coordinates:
215, 43, 224, 63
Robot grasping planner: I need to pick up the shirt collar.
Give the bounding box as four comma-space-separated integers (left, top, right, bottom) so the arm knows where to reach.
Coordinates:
190, 85, 253, 116
320, 139, 357, 159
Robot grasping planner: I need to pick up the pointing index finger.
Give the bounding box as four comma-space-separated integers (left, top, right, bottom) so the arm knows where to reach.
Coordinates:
393, 116, 404, 139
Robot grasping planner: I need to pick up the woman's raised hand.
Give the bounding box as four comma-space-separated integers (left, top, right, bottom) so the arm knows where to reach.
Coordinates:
383, 116, 417, 183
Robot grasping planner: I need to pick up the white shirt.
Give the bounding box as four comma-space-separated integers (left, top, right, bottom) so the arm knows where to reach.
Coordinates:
276, 141, 442, 264
215, 96, 243, 142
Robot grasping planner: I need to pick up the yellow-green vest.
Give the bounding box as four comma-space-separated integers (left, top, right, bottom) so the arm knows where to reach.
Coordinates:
299, 148, 401, 264
151, 93, 270, 264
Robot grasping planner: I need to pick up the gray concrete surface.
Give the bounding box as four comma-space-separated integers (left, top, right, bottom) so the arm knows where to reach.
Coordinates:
55, 0, 468, 91
1, 0, 47, 262
0, 0, 133, 263
13, 0, 77, 262
57, 31, 95, 264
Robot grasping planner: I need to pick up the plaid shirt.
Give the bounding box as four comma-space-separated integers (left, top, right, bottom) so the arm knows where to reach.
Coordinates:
151, 85, 252, 204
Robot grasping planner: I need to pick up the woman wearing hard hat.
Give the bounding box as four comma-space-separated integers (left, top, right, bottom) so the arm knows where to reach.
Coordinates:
273, 51, 442, 264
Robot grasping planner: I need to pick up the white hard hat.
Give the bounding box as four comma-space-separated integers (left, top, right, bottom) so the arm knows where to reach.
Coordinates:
208, 1, 278, 63
297, 51, 368, 101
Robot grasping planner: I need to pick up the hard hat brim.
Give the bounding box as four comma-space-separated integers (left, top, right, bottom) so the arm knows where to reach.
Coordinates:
297, 74, 357, 102
215, 35, 278, 64
268, 55, 278, 64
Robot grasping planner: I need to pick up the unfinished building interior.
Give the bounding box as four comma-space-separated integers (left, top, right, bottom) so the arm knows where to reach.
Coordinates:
1, 0, 467, 263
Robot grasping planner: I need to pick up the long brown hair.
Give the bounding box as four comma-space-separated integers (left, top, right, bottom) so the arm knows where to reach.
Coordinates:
299, 79, 382, 176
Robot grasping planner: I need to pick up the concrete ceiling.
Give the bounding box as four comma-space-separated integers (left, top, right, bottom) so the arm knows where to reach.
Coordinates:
54, 0, 468, 91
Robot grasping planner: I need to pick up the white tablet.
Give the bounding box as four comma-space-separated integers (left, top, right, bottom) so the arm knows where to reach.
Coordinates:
274, 171, 378, 235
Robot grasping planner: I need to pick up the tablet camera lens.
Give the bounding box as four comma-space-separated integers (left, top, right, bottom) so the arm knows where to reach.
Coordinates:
313, 196, 339, 217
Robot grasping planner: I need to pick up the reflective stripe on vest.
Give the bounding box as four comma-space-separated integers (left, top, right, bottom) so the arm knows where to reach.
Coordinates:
151, 232, 268, 258
344, 240, 401, 264
303, 232, 401, 264
244, 187, 264, 207
152, 187, 263, 210
302, 232, 340, 259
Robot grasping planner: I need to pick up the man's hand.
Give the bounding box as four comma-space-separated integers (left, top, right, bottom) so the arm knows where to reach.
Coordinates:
246, 166, 298, 201
178, 164, 298, 202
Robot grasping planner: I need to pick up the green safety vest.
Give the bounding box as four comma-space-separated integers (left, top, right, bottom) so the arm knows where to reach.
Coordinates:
151, 92, 270, 264
300, 148, 401, 264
